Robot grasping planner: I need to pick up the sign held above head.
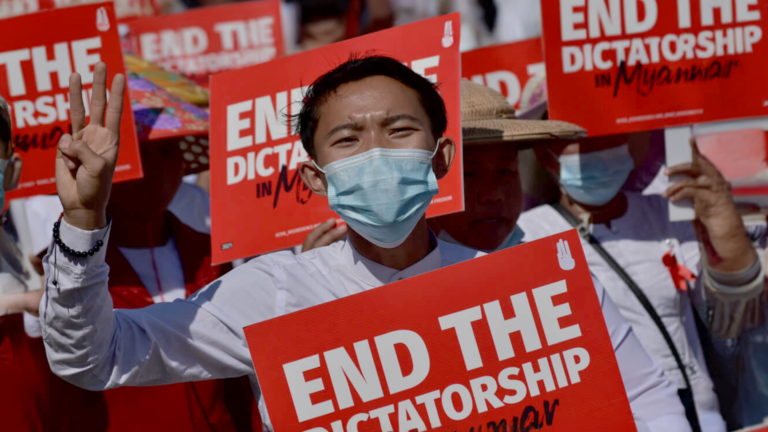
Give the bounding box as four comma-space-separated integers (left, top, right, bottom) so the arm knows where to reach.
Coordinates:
461, 38, 546, 113
541, 0, 768, 136
209, 14, 464, 263
0, 2, 141, 200
126, 0, 284, 87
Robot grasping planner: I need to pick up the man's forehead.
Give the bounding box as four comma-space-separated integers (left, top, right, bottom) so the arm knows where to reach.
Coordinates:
323, 76, 424, 113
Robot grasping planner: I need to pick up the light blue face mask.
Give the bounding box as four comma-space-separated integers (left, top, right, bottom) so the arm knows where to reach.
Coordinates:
558, 144, 635, 207
0, 158, 8, 210
438, 224, 525, 253
313, 143, 441, 249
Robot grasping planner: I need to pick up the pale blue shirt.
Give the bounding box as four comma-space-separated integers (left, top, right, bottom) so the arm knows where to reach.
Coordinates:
40, 220, 690, 431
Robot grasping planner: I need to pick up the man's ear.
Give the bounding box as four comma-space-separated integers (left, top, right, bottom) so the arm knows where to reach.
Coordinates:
299, 160, 328, 197
433, 137, 456, 180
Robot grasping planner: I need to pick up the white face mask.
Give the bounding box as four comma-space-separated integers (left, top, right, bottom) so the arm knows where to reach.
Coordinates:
438, 225, 526, 253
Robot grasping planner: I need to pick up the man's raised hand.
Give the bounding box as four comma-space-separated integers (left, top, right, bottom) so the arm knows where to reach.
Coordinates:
57, 62, 125, 230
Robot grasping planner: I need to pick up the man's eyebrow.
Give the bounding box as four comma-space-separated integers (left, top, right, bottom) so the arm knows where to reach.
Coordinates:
324, 122, 362, 139
381, 114, 425, 128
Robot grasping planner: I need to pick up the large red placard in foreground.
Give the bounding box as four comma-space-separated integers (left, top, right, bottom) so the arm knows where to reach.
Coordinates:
245, 230, 635, 431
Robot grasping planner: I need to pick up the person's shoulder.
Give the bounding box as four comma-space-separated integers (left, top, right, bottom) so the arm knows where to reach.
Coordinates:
438, 239, 485, 267
624, 191, 668, 218
517, 204, 570, 241
248, 240, 346, 278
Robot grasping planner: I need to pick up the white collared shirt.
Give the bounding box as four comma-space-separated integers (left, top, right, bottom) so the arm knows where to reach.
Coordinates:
41, 220, 689, 431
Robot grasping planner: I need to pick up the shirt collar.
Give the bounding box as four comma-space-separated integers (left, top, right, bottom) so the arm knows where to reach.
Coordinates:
437, 225, 525, 253
342, 231, 443, 286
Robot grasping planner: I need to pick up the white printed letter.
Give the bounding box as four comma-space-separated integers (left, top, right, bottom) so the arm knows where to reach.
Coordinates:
323, 340, 384, 410
283, 355, 335, 422
439, 306, 484, 371
483, 295, 543, 362
374, 330, 430, 394
532, 280, 582, 346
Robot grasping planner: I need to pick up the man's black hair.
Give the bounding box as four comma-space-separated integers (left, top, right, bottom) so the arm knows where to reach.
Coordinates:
296, 55, 448, 159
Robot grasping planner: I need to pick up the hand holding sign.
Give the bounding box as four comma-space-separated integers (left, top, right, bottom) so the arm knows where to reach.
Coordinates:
57, 63, 125, 230
664, 136, 758, 273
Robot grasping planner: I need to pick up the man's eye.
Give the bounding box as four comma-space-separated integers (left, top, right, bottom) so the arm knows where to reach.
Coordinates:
335, 137, 357, 145
391, 127, 415, 135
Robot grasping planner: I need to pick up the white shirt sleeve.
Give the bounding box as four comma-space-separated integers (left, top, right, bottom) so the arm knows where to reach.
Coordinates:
595, 276, 693, 432
41, 220, 267, 391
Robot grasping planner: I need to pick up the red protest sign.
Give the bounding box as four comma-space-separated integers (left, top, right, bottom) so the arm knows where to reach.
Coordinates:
126, 1, 283, 86
209, 14, 464, 263
462, 39, 545, 110
0, 0, 158, 21
0, 0, 40, 19
245, 230, 635, 431
0, 2, 141, 199
541, 0, 768, 136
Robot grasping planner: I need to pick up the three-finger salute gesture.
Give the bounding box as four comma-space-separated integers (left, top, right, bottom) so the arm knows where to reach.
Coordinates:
57, 62, 125, 231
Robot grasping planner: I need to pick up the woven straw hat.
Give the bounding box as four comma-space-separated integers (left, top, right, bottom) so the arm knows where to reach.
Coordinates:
461, 80, 586, 146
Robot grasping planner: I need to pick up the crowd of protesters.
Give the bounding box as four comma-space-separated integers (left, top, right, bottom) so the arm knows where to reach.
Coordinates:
1, 1, 767, 432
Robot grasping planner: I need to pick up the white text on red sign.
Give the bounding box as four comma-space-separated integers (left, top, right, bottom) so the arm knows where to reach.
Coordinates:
559, 0, 763, 73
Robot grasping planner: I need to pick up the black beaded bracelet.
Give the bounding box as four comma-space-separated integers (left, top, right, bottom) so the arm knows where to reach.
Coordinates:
52, 213, 111, 258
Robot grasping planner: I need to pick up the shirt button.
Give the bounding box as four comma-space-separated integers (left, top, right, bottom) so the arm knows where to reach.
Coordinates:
665, 239, 672, 245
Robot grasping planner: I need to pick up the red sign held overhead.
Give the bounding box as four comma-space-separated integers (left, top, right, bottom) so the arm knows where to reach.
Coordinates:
0, 2, 141, 199
0, 0, 159, 21
462, 38, 545, 110
127, 1, 284, 86
209, 14, 464, 263
541, 0, 768, 136
245, 230, 636, 431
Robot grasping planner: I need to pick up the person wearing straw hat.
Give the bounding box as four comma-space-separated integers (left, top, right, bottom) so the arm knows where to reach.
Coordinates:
431, 80, 693, 432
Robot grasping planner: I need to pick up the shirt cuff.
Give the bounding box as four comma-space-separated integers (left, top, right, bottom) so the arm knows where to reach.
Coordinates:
703, 256, 764, 302
52, 219, 111, 274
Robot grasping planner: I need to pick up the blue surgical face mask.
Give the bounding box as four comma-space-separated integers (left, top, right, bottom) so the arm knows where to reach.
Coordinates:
0, 158, 9, 210
557, 144, 635, 207
313, 142, 442, 249
438, 224, 525, 253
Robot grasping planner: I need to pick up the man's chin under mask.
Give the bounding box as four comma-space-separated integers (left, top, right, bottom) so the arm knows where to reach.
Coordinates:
438, 225, 526, 253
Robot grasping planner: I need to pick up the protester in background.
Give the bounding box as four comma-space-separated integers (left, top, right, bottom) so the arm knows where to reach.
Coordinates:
432, 81, 694, 432
41, 57, 481, 430
514, 133, 765, 432
0, 95, 25, 305
0, 94, 110, 432
20, 66, 255, 431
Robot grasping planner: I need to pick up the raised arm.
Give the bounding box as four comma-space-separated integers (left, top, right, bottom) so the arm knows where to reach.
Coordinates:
664, 136, 765, 338
40, 65, 258, 390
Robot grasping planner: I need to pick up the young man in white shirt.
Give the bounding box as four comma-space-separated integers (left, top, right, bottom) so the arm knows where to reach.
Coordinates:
45, 60, 685, 431
42, 57, 470, 430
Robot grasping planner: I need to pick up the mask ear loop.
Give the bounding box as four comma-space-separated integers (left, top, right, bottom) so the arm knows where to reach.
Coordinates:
311, 159, 325, 174
432, 137, 446, 159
